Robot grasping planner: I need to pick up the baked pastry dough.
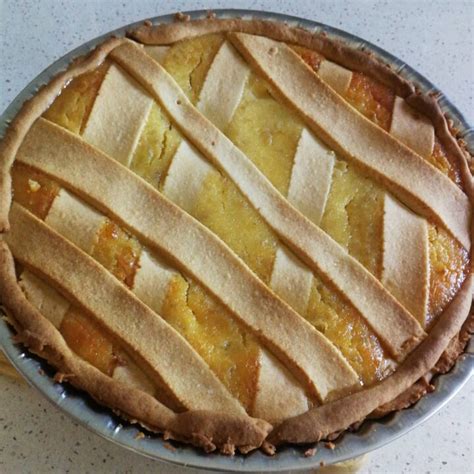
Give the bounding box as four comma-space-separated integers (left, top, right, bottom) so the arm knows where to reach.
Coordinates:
0, 16, 471, 455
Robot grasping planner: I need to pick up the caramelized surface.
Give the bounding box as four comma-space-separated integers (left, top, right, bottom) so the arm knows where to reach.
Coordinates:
321, 160, 384, 277
161, 44, 393, 381
194, 171, 278, 283
429, 138, 462, 186
161, 276, 259, 409
294, 46, 394, 131
91, 220, 141, 288
11, 163, 59, 219
306, 276, 391, 385
293, 44, 468, 330
346, 72, 395, 131
12, 166, 136, 375
290, 45, 324, 72
295, 47, 461, 185
427, 225, 470, 326
60, 307, 116, 375
44, 62, 109, 134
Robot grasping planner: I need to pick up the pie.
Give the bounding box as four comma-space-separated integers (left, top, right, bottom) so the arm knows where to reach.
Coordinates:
0, 14, 472, 455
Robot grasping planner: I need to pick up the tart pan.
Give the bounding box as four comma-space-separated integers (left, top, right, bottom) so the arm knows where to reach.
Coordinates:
0, 9, 473, 472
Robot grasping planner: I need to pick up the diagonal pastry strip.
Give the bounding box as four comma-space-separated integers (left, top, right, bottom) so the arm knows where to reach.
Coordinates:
82, 64, 153, 167
196, 45, 327, 319
162, 140, 213, 213
197, 45, 315, 335
286, 129, 335, 227
25, 188, 187, 395
253, 349, 310, 424
270, 246, 313, 315
46, 187, 177, 325
133, 249, 177, 315
196, 41, 250, 131
19, 271, 69, 328
382, 195, 430, 326
317, 60, 352, 96
6, 203, 247, 416
109, 42, 425, 360
16, 118, 359, 401
45, 189, 105, 254
228, 33, 471, 251
270, 273, 474, 445
20, 271, 157, 395
390, 96, 434, 159
0, 241, 272, 451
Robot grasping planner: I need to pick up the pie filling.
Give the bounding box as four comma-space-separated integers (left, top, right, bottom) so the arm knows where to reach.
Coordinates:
8, 32, 470, 425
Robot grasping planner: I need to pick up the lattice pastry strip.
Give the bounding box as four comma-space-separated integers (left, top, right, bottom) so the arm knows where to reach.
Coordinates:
86, 41, 388, 414
284, 40, 458, 329
187, 42, 399, 388
7, 202, 249, 414
82, 64, 153, 167
20, 269, 157, 395
11, 156, 262, 410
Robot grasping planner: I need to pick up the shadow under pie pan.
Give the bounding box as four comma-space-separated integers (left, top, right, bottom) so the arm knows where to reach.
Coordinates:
0, 8, 473, 472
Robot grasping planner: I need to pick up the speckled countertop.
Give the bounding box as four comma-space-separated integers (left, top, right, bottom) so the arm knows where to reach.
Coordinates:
0, 1, 473, 473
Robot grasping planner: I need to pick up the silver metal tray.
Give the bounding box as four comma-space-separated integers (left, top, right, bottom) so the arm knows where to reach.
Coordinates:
0, 9, 472, 472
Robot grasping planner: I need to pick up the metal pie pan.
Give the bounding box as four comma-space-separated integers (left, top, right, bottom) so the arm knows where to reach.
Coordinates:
0, 9, 473, 472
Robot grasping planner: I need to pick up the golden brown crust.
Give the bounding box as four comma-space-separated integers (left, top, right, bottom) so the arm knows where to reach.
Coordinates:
162, 140, 213, 213
45, 189, 105, 254
0, 16, 472, 453
82, 63, 153, 167
382, 194, 429, 325
286, 129, 335, 227
270, 246, 313, 315
370, 376, 434, 418
408, 94, 474, 200
371, 308, 474, 418
389, 96, 435, 159
196, 40, 250, 131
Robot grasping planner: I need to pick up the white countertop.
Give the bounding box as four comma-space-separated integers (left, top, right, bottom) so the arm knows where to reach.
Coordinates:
0, 1, 473, 473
